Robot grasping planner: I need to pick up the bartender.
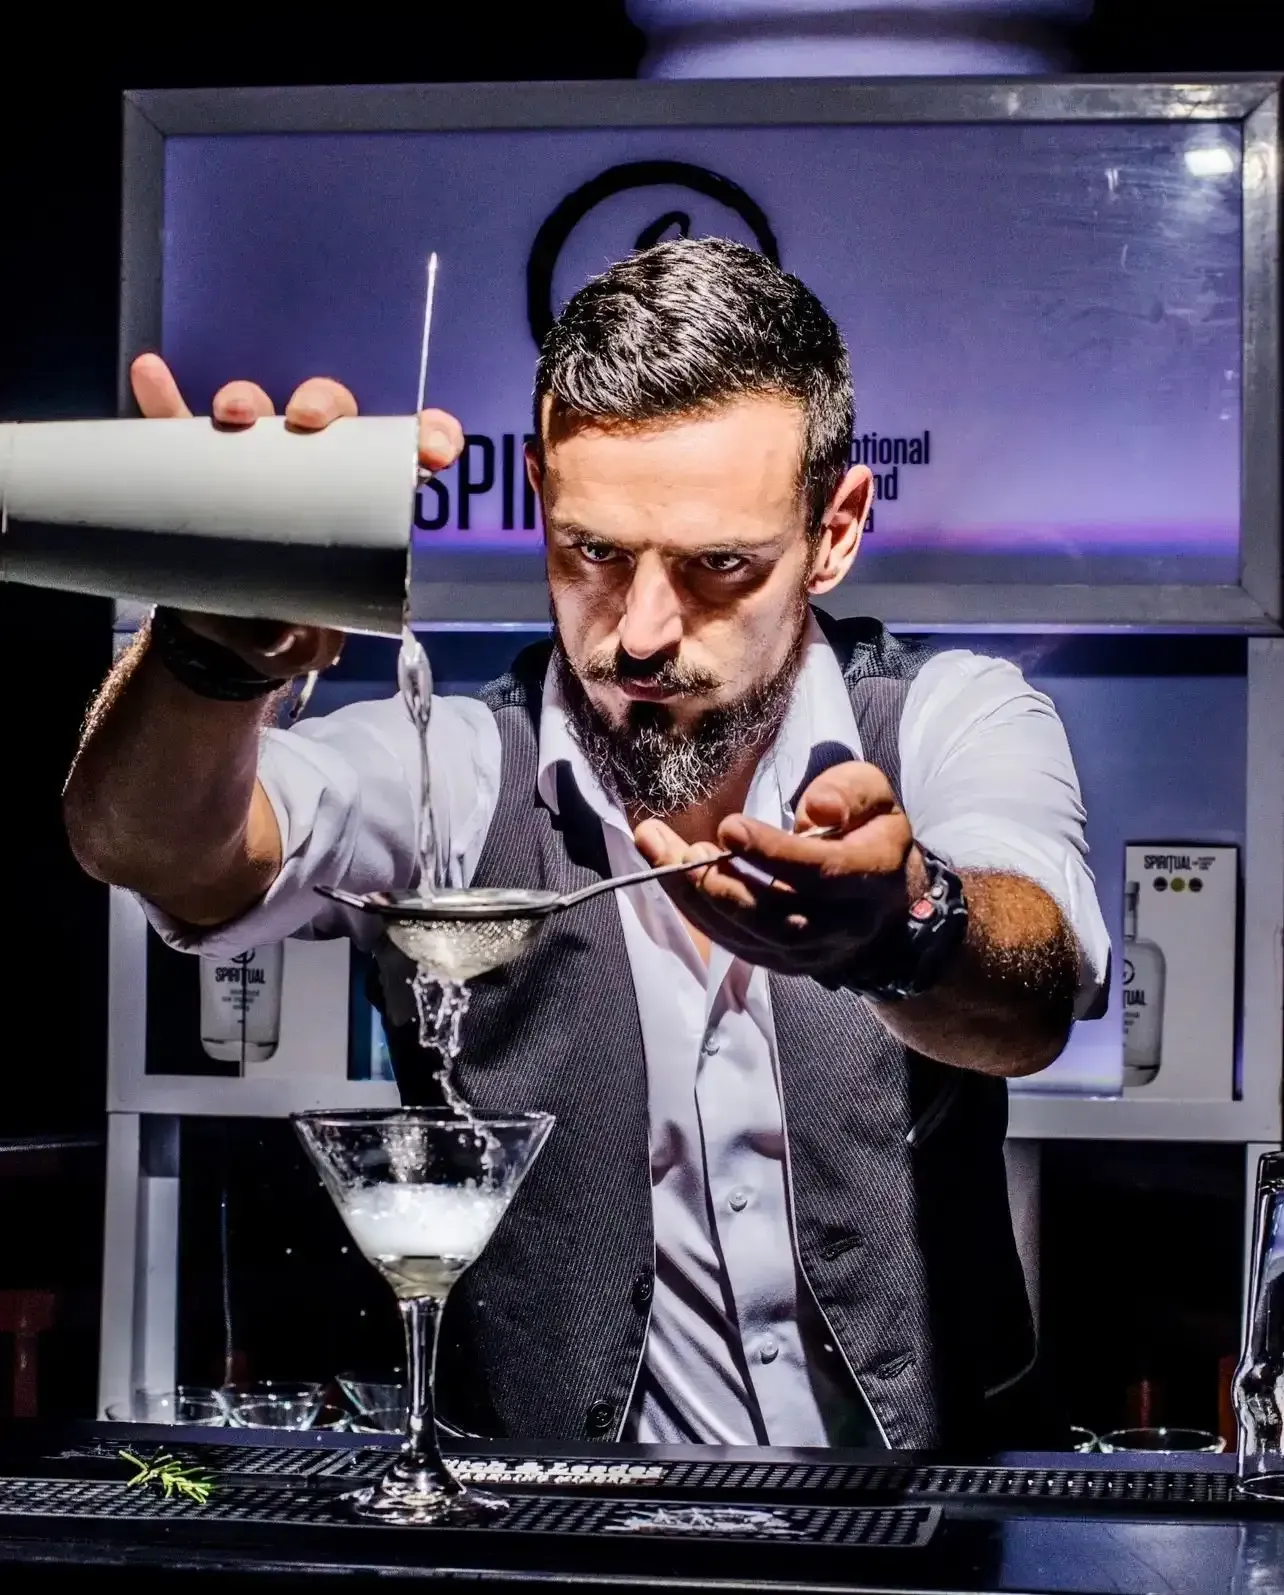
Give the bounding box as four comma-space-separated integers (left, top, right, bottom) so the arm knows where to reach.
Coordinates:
65, 237, 1108, 1454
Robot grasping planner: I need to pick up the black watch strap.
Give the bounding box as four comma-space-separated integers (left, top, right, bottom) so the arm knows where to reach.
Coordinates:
149, 608, 288, 702
837, 845, 969, 1003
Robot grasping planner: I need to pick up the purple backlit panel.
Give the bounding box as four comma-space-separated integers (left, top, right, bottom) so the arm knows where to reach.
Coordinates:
162, 122, 1242, 587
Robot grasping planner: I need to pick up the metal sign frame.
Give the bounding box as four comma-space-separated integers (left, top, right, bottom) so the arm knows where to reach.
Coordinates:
121, 75, 1282, 632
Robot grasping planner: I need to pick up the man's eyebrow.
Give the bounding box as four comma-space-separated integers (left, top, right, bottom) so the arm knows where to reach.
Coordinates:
545, 521, 616, 542
547, 521, 771, 556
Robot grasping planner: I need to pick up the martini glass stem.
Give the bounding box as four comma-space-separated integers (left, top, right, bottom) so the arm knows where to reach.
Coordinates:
395, 1293, 457, 1495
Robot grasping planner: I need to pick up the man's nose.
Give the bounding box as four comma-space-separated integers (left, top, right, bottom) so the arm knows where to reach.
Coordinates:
618, 553, 682, 659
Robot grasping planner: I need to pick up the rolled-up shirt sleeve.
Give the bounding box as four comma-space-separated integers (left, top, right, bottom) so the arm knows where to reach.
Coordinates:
141, 692, 500, 957
899, 651, 1110, 1021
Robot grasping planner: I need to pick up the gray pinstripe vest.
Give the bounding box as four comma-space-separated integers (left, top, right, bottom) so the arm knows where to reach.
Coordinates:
379, 612, 1044, 1452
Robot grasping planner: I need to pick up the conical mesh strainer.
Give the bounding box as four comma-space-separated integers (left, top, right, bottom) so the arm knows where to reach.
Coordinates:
316, 827, 838, 983
316, 863, 719, 983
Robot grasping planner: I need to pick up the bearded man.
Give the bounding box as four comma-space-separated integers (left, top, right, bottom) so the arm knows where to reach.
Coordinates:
65, 237, 1108, 1454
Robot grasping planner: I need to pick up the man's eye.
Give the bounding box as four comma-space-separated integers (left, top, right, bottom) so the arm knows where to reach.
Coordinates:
699, 552, 747, 574
576, 541, 618, 564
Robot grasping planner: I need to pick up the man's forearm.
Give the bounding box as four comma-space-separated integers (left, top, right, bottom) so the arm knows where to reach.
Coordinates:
62, 624, 283, 923
870, 863, 1080, 1078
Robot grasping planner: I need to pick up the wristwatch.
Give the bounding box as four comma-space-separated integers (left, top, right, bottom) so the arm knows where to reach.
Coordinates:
838, 844, 969, 1002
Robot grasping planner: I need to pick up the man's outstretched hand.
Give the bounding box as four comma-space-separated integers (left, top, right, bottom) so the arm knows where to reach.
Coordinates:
128, 353, 466, 677
634, 760, 918, 979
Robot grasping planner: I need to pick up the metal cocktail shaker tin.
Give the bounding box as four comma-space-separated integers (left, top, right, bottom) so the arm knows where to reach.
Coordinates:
0, 414, 419, 635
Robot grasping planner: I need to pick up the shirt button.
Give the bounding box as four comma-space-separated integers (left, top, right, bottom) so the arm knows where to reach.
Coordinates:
585, 1400, 616, 1436
728, 1188, 750, 1213
701, 1031, 720, 1055
758, 1336, 779, 1364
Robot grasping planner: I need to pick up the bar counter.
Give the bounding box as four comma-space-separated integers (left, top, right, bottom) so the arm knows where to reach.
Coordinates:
0, 1423, 1280, 1593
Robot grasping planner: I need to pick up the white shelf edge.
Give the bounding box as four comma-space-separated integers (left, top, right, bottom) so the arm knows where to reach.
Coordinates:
1007, 1092, 1280, 1142
106, 1077, 402, 1117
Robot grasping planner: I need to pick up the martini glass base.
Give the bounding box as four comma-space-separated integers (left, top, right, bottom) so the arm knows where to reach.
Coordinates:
343, 1465, 509, 1526
1236, 1474, 1284, 1502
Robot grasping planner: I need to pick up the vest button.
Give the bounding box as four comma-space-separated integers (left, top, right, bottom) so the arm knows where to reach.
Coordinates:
631, 1273, 654, 1311
586, 1400, 616, 1436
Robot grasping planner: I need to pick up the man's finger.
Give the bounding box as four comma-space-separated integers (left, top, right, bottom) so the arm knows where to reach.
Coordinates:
720, 805, 897, 866
260, 627, 346, 676
634, 817, 690, 867
793, 761, 899, 836
284, 378, 359, 432
131, 354, 193, 419
723, 814, 912, 893
178, 616, 345, 678
662, 856, 797, 929
212, 380, 276, 427
666, 870, 815, 961
419, 409, 465, 471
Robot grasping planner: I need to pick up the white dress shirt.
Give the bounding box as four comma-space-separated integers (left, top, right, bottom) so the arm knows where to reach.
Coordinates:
145, 618, 1110, 1446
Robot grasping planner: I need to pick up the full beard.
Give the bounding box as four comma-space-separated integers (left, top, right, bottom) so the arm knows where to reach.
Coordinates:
556, 613, 809, 819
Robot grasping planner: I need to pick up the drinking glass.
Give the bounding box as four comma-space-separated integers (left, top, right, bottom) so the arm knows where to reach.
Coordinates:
1098, 1427, 1226, 1454
220, 1381, 325, 1430
229, 1400, 347, 1431
104, 1387, 226, 1426
349, 1406, 406, 1435
337, 1374, 406, 1418
294, 1108, 554, 1525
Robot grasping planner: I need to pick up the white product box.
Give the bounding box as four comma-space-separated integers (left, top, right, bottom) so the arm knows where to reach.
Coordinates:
1121, 843, 1238, 1101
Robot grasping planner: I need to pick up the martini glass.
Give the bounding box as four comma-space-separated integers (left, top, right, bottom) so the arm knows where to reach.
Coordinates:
294, 1108, 554, 1525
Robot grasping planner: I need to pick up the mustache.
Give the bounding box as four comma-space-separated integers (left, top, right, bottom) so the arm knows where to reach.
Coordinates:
578, 647, 721, 696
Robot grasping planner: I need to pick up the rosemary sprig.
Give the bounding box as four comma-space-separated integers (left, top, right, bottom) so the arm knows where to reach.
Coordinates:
120, 1449, 215, 1505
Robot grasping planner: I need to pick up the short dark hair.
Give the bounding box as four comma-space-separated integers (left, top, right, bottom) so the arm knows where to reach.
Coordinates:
534, 237, 853, 532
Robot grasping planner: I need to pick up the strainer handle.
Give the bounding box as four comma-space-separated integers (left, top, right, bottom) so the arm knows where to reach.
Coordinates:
315, 883, 376, 912
552, 823, 843, 914
553, 851, 733, 913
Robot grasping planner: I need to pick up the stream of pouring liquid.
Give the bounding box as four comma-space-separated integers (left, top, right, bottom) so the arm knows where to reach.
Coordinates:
397, 626, 473, 1116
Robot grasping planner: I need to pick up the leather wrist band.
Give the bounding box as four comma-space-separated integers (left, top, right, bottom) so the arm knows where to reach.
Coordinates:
149, 607, 288, 702
826, 844, 969, 1003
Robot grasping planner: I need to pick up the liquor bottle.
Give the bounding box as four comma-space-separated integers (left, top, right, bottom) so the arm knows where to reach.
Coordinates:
1233, 1151, 1284, 1500
199, 945, 284, 1068
1121, 881, 1165, 1086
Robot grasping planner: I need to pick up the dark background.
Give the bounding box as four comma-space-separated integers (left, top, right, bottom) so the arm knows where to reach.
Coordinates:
0, 3, 1276, 1426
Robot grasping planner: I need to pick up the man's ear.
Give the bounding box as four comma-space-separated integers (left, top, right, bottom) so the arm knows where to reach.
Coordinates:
524, 443, 543, 496
808, 466, 872, 594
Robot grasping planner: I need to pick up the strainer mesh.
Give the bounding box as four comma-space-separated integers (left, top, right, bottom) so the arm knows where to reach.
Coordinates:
386, 915, 543, 984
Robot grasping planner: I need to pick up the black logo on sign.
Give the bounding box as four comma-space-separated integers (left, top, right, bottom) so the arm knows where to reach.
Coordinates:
526, 160, 780, 347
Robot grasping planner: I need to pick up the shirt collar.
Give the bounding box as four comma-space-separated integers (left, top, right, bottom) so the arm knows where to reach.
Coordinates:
535, 615, 865, 833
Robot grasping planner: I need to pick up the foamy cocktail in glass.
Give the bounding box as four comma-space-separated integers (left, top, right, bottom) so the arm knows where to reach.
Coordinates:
294, 1108, 553, 1525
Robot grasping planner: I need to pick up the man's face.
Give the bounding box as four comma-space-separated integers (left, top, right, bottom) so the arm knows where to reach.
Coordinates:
528, 394, 867, 814
536, 395, 827, 709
